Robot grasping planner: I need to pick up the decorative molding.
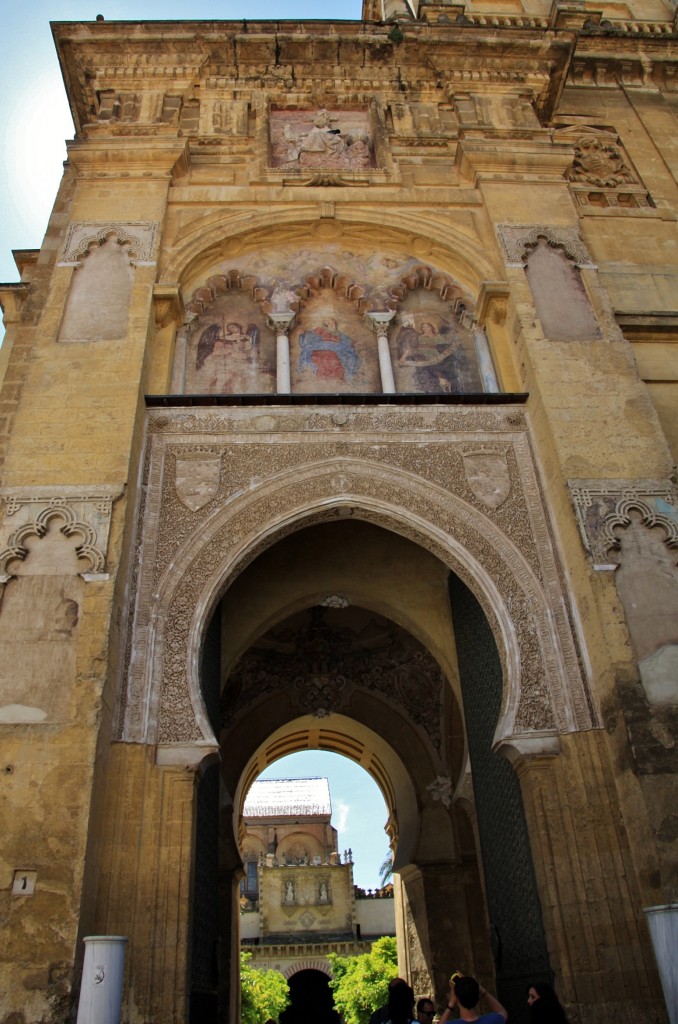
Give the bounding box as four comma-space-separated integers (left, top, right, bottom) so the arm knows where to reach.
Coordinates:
568, 479, 678, 566
0, 284, 29, 326
0, 487, 121, 581
497, 225, 595, 268
60, 221, 158, 264
115, 406, 595, 751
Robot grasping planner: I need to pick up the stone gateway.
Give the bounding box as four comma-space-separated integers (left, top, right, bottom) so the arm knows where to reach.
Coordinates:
0, 2, 676, 1023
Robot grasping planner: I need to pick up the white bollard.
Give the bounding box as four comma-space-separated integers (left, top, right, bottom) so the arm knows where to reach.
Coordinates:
644, 904, 678, 1024
76, 935, 128, 1024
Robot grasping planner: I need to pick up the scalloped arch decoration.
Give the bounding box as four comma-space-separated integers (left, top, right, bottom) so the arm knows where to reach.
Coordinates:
603, 497, 678, 553
389, 263, 472, 313
60, 221, 158, 264
497, 224, 595, 268
184, 269, 272, 318
0, 505, 106, 577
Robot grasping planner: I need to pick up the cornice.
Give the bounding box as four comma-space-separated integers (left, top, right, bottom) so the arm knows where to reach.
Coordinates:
53, 20, 577, 132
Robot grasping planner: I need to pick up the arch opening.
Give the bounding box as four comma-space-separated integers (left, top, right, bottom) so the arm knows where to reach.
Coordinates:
185, 519, 550, 1024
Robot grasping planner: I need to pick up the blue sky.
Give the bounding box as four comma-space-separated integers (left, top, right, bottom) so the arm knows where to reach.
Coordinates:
0, 3, 391, 890
258, 751, 391, 890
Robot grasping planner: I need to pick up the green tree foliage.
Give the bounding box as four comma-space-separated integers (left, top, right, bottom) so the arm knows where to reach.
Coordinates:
240, 950, 290, 1024
328, 936, 399, 1024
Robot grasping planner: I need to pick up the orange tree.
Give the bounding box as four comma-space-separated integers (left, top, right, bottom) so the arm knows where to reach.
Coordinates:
240, 950, 290, 1024
328, 936, 399, 1024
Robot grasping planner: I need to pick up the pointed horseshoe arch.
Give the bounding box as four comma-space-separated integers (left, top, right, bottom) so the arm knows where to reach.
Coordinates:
118, 412, 595, 758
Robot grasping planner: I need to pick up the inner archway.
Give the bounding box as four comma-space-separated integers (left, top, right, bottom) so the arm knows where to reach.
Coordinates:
184, 518, 552, 1023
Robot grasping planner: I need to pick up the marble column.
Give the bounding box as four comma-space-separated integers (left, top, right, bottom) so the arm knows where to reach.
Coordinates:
266, 312, 296, 395
472, 324, 500, 393
365, 311, 396, 394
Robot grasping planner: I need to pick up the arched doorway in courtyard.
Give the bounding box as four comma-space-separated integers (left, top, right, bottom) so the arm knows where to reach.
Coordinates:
282, 968, 339, 1024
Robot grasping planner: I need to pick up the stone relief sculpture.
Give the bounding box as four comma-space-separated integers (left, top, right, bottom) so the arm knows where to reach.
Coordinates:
270, 108, 376, 170
566, 135, 636, 188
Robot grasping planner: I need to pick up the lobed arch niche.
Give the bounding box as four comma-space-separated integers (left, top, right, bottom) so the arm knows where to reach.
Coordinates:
168, 238, 501, 398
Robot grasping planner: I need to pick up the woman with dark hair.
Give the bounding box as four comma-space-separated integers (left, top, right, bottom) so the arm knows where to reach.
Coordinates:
385, 982, 416, 1024
527, 982, 569, 1024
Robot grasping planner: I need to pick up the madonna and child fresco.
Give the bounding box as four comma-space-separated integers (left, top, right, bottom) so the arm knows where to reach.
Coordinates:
293, 299, 380, 393
175, 246, 494, 397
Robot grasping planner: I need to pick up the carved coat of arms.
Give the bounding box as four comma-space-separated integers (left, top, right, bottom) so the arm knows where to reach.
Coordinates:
462, 449, 511, 509
175, 454, 221, 511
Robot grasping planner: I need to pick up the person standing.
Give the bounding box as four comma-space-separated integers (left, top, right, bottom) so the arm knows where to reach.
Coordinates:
439, 974, 507, 1023
527, 982, 569, 1023
416, 997, 436, 1024
369, 979, 408, 1024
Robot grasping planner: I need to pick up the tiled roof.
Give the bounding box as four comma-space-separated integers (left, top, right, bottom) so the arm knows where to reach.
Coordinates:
244, 777, 332, 817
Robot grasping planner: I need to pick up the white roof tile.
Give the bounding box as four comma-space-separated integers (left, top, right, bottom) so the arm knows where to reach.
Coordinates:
243, 777, 332, 818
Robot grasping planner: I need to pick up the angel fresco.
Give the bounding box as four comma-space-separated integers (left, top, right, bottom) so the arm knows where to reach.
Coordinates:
195, 319, 267, 393
298, 317, 360, 383
396, 319, 475, 394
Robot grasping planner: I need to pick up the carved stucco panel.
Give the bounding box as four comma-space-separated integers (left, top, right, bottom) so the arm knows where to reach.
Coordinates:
0, 486, 120, 580
118, 407, 594, 749
497, 224, 595, 268
568, 478, 678, 566
59, 221, 159, 264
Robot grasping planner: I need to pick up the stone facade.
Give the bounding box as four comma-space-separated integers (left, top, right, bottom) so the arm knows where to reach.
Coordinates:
0, 2, 677, 1024
237, 777, 395, 1004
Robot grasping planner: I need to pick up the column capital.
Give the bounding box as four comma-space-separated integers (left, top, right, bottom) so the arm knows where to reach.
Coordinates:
365, 310, 395, 336
494, 732, 561, 775
266, 311, 296, 334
